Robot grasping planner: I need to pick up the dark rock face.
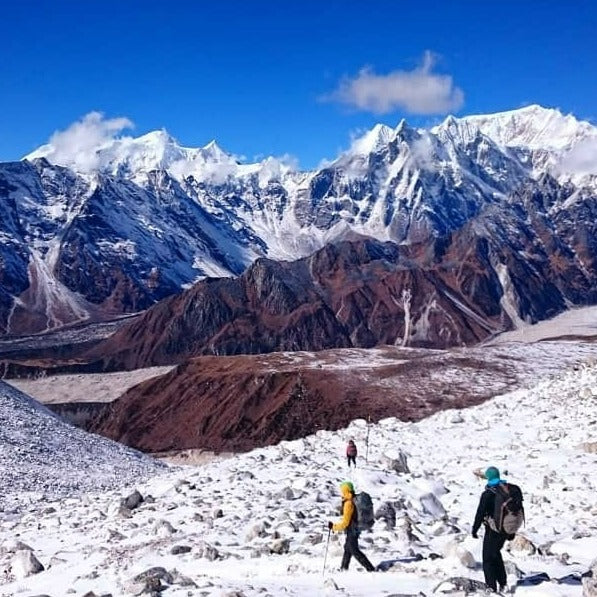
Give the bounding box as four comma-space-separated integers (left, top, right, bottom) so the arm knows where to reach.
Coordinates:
80, 199, 597, 371
0, 161, 262, 335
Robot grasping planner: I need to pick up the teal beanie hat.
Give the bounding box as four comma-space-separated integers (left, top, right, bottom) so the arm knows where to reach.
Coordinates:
485, 466, 500, 481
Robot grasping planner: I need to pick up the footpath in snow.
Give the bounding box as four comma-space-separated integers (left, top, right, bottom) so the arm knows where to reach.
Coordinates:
1, 360, 597, 595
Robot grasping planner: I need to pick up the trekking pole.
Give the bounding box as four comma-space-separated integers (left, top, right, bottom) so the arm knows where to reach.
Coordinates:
365, 414, 371, 463
322, 528, 331, 577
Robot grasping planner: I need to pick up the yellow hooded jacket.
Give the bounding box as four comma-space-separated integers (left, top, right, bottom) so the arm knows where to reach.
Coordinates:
332, 483, 356, 532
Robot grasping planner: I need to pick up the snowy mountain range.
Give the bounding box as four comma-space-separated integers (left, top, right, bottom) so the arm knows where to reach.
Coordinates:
1, 104, 596, 337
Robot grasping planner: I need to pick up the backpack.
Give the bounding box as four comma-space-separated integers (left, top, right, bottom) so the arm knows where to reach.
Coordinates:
354, 492, 374, 531
487, 483, 524, 534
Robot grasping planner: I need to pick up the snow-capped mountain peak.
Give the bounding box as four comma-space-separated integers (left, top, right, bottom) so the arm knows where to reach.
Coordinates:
443, 104, 595, 151
23, 127, 248, 186
350, 123, 396, 155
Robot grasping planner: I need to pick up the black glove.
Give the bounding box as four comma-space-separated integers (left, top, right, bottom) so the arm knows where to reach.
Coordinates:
472, 531, 478, 539
328, 521, 333, 530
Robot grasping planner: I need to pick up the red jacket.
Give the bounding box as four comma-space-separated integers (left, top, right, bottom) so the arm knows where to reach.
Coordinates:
346, 443, 357, 457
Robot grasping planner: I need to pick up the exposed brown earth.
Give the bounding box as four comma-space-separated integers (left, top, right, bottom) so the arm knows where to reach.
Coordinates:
79, 238, 512, 371
89, 341, 596, 453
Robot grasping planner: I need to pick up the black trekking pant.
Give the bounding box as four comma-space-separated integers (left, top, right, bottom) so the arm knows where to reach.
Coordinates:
347, 455, 356, 467
482, 529, 508, 591
341, 530, 374, 571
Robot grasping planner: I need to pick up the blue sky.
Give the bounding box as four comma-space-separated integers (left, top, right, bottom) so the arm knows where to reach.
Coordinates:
2, 0, 596, 168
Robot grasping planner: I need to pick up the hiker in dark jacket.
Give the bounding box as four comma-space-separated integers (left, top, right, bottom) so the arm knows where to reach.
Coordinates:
472, 466, 522, 593
346, 440, 357, 468
328, 481, 375, 571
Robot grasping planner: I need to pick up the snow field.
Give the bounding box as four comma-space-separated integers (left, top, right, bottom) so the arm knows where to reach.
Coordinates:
1, 354, 596, 595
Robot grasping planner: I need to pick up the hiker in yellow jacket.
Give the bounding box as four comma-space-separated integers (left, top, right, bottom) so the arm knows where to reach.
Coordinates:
328, 481, 375, 571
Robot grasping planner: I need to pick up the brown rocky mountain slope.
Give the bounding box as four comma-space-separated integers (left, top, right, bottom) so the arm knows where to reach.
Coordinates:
89, 342, 595, 453
79, 215, 594, 371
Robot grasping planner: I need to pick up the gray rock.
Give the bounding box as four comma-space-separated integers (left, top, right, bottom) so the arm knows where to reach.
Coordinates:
48, 556, 68, 568
375, 501, 397, 529
301, 533, 323, 545
117, 505, 133, 519
583, 576, 597, 597
269, 538, 290, 554
212, 507, 224, 518
11, 549, 44, 579
170, 568, 197, 587
170, 545, 192, 555
152, 519, 176, 537
507, 534, 536, 555
504, 561, 525, 579
383, 451, 410, 474
277, 487, 295, 500
433, 576, 487, 593
443, 540, 476, 569
235, 471, 256, 481
245, 522, 268, 542
125, 567, 173, 596
420, 493, 446, 519
197, 542, 219, 561
122, 490, 144, 511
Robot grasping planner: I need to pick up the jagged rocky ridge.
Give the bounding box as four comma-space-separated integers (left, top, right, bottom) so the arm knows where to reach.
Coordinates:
0, 105, 596, 337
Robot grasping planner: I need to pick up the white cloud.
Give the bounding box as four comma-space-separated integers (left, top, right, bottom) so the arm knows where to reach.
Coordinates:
559, 136, 597, 177
257, 154, 299, 187
323, 51, 464, 115
35, 112, 133, 172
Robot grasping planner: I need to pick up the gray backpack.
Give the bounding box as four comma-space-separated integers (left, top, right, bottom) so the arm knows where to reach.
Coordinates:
487, 483, 524, 534
354, 492, 374, 531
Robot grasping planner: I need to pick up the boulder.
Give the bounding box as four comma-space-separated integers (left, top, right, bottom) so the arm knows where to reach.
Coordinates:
122, 490, 144, 511
269, 538, 290, 555
443, 540, 476, 569
420, 493, 446, 519
197, 542, 219, 561
583, 576, 597, 597
580, 442, 597, 454
153, 519, 176, 537
11, 549, 45, 579
276, 487, 295, 500
245, 521, 269, 542
383, 450, 410, 474
433, 577, 487, 594
375, 501, 397, 529
125, 566, 173, 595
507, 534, 536, 555
170, 545, 192, 555
301, 533, 323, 545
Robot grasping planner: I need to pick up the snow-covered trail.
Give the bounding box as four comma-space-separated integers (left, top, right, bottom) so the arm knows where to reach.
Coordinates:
1, 359, 596, 595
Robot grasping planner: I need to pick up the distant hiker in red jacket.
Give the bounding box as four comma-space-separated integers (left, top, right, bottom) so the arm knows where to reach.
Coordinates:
346, 440, 357, 468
